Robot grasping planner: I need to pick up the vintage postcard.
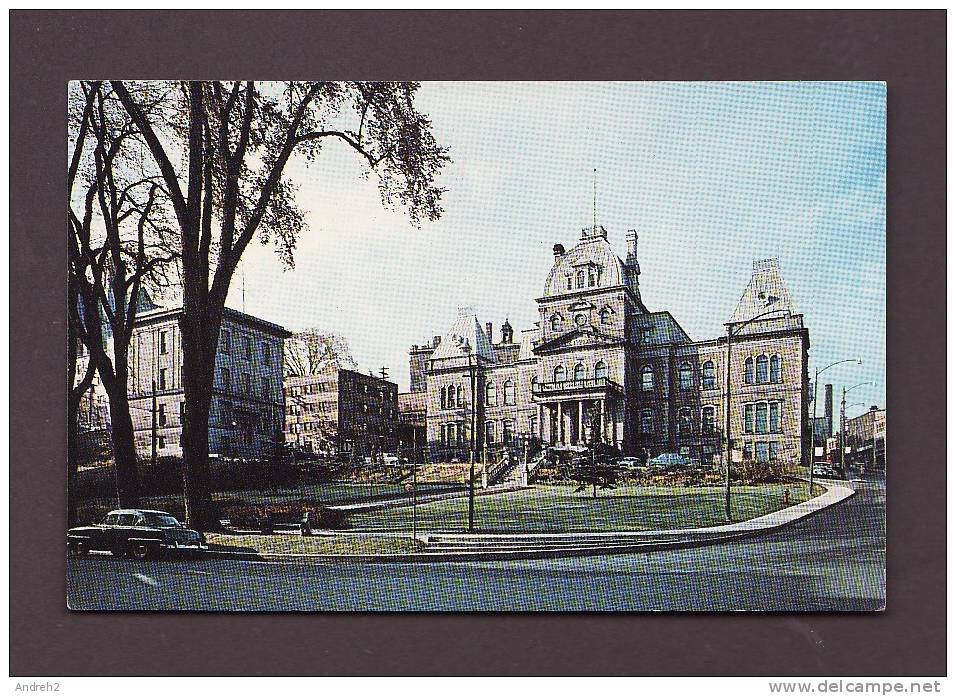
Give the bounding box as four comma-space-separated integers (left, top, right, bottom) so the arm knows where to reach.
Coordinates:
67, 80, 886, 611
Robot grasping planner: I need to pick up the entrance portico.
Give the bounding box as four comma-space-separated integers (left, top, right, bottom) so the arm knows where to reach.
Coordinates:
533, 377, 623, 448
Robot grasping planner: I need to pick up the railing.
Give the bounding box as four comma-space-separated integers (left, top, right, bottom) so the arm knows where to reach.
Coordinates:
532, 377, 622, 395
526, 451, 549, 482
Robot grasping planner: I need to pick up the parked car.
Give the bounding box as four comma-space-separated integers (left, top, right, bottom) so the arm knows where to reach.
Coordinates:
67, 509, 205, 560
812, 464, 837, 478
615, 457, 645, 470
648, 452, 696, 471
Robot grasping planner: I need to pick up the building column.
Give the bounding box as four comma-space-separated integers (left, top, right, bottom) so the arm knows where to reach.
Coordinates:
599, 398, 606, 443
557, 401, 564, 444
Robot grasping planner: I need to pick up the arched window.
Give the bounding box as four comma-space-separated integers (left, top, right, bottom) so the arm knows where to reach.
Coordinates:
554, 365, 566, 383
576, 270, 586, 288
530, 375, 538, 394
575, 313, 588, 327
640, 408, 655, 433
485, 421, 496, 446
573, 363, 586, 381
503, 379, 515, 405
678, 407, 693, 435
756, 354, 769, 384
641, 365, 654, 391
744, 357, 754, 384
770, 355, 781, 383
594, 361, 607, 380
566, 276, 572, 290
440, 387, 447, 409
551, 314, 562, 331
702, 406, 716, 433
678, 361, 693, 390
588, 268, 596, 287
456, 385, 464, 406
485, 380, 497, 406
702, 360, 716, 390
600, 307, 612, 325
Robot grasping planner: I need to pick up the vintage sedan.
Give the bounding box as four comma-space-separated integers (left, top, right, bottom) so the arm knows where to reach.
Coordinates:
67, 509, 205, 560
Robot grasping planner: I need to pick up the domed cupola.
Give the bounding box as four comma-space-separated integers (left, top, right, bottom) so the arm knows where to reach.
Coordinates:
543, 225, 627, 297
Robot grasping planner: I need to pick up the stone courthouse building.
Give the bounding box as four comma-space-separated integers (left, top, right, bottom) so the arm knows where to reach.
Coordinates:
408, 225, 810, 467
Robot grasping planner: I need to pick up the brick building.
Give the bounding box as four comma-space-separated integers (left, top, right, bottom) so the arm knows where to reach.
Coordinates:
844, 406, 886, 470
128, 306, 290, 460
284, 367, 399, 459
409, 225, 811, 468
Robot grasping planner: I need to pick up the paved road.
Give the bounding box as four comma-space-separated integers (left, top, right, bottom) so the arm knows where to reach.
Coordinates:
67, 478, 885, 611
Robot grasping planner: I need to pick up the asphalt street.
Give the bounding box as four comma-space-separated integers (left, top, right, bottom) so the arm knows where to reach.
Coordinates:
66, 477, 885, 611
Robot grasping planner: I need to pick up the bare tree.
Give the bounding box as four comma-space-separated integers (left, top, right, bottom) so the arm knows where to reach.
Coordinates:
112, 81, 450, 530
284, 330, 357, 378
68, 81, 180, 508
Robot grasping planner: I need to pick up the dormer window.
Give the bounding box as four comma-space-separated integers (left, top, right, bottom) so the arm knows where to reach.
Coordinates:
550, 314, 563, 331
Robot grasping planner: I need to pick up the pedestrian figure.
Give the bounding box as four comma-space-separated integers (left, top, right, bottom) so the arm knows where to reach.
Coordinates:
300, 510, 313, 537
783, 488, 791, 506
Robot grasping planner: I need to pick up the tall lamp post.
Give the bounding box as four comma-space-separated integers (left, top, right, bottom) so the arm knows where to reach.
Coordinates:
841, 382, 872, 475
811, 359, 861, 496
723, 308, 789, 522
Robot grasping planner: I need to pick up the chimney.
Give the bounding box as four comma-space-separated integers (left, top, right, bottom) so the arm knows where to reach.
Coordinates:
485, 322, 494, 344
501, 319, 514, 344
553, 243, 565, 259
433, 335, 441, 348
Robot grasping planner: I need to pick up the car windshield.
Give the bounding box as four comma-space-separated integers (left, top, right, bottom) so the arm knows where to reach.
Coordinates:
140, 513, 181, 528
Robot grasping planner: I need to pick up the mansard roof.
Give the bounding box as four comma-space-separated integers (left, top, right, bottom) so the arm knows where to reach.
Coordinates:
430, 308, 496, 363
543, 226, 628, 298
730, 258, 797, 325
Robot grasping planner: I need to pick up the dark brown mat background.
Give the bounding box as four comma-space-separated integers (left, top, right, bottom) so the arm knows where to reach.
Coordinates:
10, 10, 945, 676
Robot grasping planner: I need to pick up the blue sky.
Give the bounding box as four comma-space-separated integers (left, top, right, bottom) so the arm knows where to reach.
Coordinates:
229, 81, 885, 415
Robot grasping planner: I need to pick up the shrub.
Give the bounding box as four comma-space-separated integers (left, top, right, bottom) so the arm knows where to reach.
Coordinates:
215, 497, 349, 531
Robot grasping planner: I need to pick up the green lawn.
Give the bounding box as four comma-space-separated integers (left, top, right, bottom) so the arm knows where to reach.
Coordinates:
209, 481, 461, 506
347, 483, 817, 533
205, 532, 422, 556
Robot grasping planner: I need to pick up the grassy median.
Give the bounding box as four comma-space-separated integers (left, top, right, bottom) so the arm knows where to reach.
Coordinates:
347, 482, 818, 533
205, 532, 423, 556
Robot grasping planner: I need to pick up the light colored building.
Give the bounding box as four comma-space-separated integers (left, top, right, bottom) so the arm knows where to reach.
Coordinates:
284, 367, 399, 459
410, 225, 810, 467
844, 406, 886, 469
128, 307, 290, 460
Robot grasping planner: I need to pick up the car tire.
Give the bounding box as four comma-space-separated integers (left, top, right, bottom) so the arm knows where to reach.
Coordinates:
130, 542, 153, 561
69, 541, 88, 557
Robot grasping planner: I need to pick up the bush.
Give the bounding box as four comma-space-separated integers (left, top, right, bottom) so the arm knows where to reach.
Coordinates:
215, 497, 348, 531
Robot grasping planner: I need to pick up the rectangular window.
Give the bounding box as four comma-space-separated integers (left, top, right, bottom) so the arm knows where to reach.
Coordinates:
769, 441, 779, 461
159, 368, 168, 391
485, 421, 496, 446
756, 442, 770, 462
756, 402, 768, 434
503, 420, 514, 445
221, 368, 231, 393
179, 401, 185, 422
529, 416, 538, 435
263, 342, 271, 365
769, 402, 780, 433
244, 336, 252, 360
158, 435, 166, 449
159, 330, 169, 355
158, 404, 166, 426
743, 442, 753, 460
744, 404, 754, 434
222, 329, 231, 354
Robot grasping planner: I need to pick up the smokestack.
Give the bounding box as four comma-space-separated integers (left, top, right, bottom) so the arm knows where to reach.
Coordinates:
824, 384, 834, 436
485, 322, 494, 344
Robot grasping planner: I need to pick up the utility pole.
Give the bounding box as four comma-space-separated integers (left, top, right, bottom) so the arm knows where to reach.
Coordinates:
840, 386, 846, 476
151, 379, 158, 467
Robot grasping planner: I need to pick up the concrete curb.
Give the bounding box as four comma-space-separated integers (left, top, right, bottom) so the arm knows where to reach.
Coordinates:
200, 478, 855, 565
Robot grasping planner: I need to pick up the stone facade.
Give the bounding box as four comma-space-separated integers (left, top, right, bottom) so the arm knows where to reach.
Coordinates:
410, 225, 810, 468
284, 368, 399, 459
128, 307, 290, 460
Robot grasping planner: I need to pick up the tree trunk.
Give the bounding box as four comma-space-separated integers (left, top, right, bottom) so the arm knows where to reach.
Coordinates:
179, 311, 221, 531
105, 386, 140, 507
67, 395, 80, 527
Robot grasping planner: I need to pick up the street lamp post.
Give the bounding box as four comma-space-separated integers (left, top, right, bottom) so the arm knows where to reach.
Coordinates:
722, 308, 787, 522
466, 350, 478, 533
811, 359, 861, 496
841, 383, 871, 475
